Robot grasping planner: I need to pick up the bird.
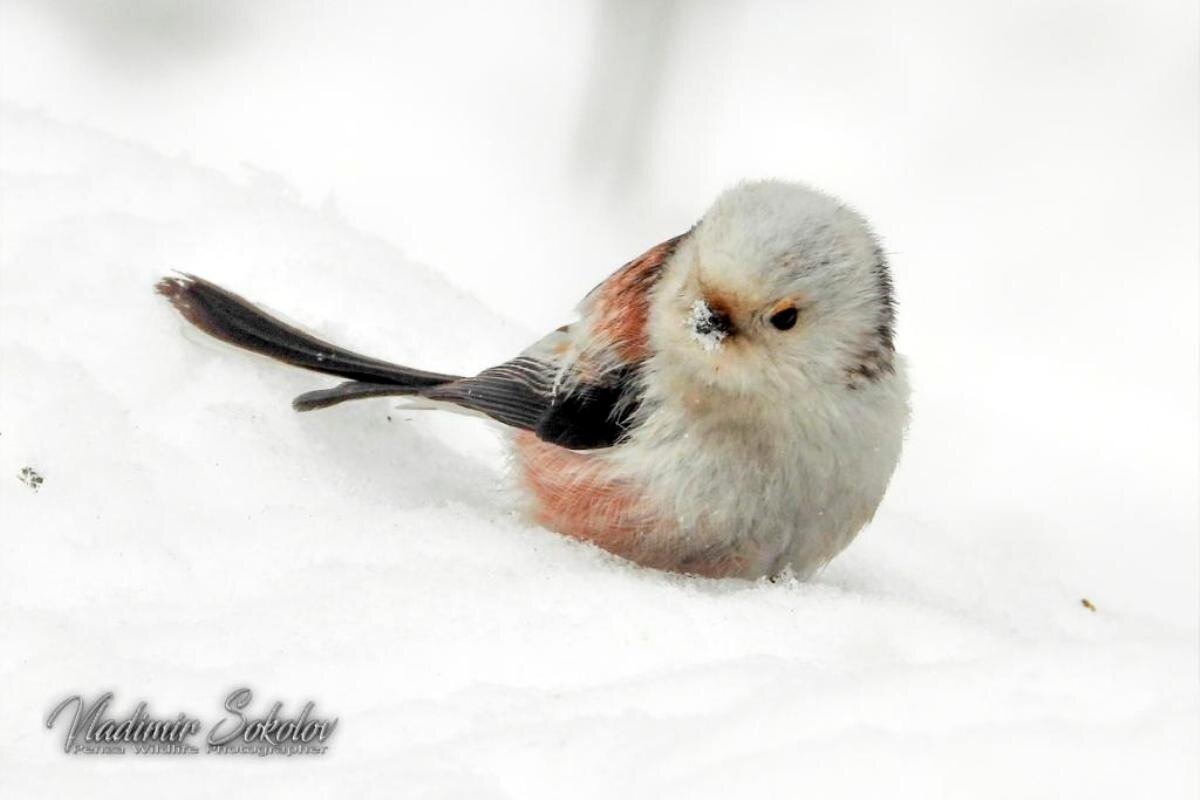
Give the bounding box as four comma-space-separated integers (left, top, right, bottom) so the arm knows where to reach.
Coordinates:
156, 180, 909, 580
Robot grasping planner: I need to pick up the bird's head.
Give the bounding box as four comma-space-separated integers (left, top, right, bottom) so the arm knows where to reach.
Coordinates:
649, 180, 897, 398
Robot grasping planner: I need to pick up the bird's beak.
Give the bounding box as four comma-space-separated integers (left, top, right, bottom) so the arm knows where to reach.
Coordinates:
690, 298, 734, 351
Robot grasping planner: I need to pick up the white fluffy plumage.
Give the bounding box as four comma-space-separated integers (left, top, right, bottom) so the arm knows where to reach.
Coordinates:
567, 180, 910, 577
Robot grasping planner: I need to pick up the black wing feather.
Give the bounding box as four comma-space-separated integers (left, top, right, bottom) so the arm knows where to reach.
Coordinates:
424, 359, 641, 450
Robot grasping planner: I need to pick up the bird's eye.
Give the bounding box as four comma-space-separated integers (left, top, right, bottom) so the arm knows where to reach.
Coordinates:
769, 306, 798, 331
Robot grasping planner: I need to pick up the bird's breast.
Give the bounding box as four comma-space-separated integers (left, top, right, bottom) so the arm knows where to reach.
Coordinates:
510, 369, 907, 579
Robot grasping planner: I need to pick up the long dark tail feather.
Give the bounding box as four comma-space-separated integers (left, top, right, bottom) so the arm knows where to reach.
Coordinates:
291, 381, 421, 412
156, 274, 462, 405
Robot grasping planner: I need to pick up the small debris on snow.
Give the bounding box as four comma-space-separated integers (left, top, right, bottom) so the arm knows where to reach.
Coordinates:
18, 466, 44, 491
1081, 597, 1097, 612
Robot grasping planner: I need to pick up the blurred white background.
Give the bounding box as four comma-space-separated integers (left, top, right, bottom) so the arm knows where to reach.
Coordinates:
1, 1, 1197, 796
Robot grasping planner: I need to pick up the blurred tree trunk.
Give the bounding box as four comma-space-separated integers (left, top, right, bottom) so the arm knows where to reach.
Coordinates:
574, 0, 682, 198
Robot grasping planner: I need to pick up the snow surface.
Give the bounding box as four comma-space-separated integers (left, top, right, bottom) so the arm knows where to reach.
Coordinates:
1, 1, 1197, 794
1, 103, 1195, 800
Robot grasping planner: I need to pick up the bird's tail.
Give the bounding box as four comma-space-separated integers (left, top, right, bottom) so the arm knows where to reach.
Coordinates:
155, 274, 463, 411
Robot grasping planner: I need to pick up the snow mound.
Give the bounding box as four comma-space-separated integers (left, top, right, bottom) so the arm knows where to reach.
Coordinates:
0, 107, 1195, 798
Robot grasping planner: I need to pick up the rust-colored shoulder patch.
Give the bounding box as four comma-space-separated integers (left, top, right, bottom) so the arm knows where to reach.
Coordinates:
590, 233, 686, 363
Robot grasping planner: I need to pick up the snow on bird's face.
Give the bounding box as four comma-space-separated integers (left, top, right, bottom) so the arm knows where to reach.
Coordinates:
688, 298, 730, 352
649, 180, 896, 395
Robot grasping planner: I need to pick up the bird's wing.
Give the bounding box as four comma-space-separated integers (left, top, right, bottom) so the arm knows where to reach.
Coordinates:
421, 326, 642, 450
577, 232, 687, 364
424, 233, 688, 450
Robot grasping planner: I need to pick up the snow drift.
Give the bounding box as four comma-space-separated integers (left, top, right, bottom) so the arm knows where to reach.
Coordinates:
0, 107, 1196, 798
